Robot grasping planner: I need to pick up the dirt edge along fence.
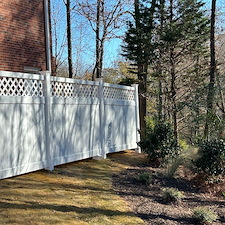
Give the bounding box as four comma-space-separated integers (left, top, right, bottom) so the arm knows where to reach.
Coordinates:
0, 71, 140, 179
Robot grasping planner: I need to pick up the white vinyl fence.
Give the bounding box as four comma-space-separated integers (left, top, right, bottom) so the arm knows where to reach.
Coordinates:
0, 71, 140, 179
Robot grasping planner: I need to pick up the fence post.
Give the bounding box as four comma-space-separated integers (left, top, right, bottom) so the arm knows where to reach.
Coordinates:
42, 71, 54, 170
97, 79, 106, 159
132, 84, 141, 153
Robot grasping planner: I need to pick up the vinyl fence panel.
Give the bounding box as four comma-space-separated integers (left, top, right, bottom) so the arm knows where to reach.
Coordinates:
50, 77, 101, 166
0, 71, 140, 179
0, 72, 47, 179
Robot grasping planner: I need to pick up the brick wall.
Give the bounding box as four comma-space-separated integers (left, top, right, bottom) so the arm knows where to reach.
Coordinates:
0, 0, 51, 73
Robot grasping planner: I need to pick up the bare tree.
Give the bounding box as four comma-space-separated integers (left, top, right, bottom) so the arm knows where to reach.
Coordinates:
51, 2, 67, 75
63, 0, 73, 78
75, 0, 130, 80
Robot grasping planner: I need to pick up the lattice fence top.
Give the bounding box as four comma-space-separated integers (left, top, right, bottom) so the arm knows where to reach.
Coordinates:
103, 86, 135, 101
0, 72, 136, 101
51, 81, 99, 98
0, 77, 43, 97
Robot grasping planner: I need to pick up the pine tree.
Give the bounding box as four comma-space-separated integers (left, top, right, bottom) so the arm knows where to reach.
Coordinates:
159, 0, 210, 140
123, 0, 158, 136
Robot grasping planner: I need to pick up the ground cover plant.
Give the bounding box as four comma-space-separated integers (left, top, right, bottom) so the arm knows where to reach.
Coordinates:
138, 172, 152, 185
192, 207, 218, 224
161, 187, 185, 204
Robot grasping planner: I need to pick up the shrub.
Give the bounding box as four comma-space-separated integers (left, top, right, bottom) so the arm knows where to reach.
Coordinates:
118, 77, 137, 86
145, 116, 155, 131
222, 191, 225, 199
138, 122, 180, 164
194, 139, 225, 176
192, 207, 218, 224
162, 187, 184, 203
138, 172, 152, 185
165, 156, 183, 178
165, 146, 199, 178
179, 139, 189, 151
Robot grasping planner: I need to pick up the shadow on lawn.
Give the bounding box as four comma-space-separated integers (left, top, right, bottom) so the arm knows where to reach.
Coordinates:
0, 176, 113, 198
137, 212, 195, 224
0, 201, 136, 218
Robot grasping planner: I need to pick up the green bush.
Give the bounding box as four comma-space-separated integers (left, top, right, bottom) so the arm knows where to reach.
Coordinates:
192, 207, 218, 224
138, 122, 180, 164
179, 139, 189, 151
222, 191, 225, 199
162, 187, 184, 203
194, 139, 225, 176
118, 77, 137, 86
138, 172, 152, 185
145, 116, 155, 131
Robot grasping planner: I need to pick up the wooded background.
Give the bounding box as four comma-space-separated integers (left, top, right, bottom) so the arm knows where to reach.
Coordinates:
51, 0, 225, 142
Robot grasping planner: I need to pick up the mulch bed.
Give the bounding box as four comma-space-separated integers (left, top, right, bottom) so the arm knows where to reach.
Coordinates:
112, 165, 225, 225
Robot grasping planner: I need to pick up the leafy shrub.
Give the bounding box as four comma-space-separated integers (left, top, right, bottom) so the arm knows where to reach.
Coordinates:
138, 172, 152, 185
194, 139, 225, 176
222, 191, 225, 199
192, 207, 218, 224
118, 77, 137, 86
179, 139, 189, 151
162, 187, 184, 203
145, 116, 155, 131
138, 122, 180, 164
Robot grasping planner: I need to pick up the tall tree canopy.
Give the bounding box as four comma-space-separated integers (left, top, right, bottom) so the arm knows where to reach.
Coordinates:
123, 0, 210, 140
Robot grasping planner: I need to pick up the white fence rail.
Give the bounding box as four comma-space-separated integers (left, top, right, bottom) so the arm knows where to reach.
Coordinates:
0, 71, 140, 179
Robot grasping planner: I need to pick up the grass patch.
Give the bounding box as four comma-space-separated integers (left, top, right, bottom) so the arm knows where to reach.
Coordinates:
0, 151, 146, 225
192, 207, 218, 224
138, 172, 152, 185
162, 187, 185, 203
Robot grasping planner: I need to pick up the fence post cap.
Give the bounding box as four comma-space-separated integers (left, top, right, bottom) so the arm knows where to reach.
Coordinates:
40, 71, 51, 76
131, 84, 139, 87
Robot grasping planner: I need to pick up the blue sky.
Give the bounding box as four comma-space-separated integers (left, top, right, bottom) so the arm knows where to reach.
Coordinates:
51, 0, 225, 75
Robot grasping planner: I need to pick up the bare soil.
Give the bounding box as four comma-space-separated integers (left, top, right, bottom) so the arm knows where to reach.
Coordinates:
112, 164, 225, 225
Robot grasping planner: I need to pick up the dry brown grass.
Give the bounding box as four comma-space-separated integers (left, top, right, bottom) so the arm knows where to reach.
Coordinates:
0, 150, 146, 225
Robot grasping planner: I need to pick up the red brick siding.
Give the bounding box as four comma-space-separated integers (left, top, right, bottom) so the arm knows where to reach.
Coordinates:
0, 0, 48, 73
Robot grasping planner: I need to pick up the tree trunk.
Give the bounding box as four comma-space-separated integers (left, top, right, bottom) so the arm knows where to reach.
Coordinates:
204, 0, 216, 139
157, 0, 165, 122
168, 0, 178, 140
66, 0, 73, 78
95, 0, 101, 79
99, 1, 106, 79
170, 50, 178, 140
138, 63, 147, 138
158, 77, 163, 121
134, 0, 147, 137
216, 72, 225, 138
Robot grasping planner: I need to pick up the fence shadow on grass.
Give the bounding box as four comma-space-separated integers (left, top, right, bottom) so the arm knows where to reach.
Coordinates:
0, 200, 137, 218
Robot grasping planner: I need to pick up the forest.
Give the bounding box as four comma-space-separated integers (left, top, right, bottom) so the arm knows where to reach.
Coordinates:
52, 0, 224, 145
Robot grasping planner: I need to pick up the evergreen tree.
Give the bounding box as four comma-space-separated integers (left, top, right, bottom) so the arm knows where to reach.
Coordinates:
123, 0, 210, 141
159, 0, 210, 140
123, 0, 158, 136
